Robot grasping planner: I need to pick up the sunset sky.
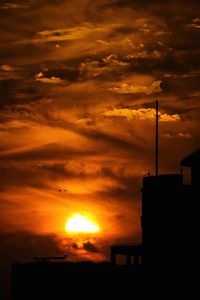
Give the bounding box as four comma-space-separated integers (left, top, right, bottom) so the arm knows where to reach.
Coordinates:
0, 0, 200, 296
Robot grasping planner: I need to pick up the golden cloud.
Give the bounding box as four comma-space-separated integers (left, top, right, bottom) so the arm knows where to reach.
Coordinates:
193, 18, 200, 23
164, 72, 197, 79
0, 64, 15, 72
178, 132, 192, 139
37, 25, 97, 42
0, 3, 29, 10
16, 23, 122, 45
103, 107, 180, 122
109, 81, 162, 95
185, 23, 200, 29
36, 72, 63, 84
79, 54, 128, 79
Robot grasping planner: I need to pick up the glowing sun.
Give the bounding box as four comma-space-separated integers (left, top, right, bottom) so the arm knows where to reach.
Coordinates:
65, 213, 100, 233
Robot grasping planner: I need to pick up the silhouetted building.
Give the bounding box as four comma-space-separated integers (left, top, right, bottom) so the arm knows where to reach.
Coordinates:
142, 173, 183, 267
111, 244, 142, 266
111, 148, 200, 268
142, 149, 200, 268
11, 261, 142, 299
181, 148, 200, 187
181, 148, 200, 267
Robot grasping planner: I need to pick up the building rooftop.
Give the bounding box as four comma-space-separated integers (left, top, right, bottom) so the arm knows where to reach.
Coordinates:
142, 174, 183, 189
181, 148, 200, 167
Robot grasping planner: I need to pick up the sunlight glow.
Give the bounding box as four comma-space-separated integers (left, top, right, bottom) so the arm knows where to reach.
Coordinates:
65, 213, 100, 233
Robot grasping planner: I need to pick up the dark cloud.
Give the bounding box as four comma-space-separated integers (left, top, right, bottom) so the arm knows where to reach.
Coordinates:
40, 68, 80, 82
83, 241, 99, 253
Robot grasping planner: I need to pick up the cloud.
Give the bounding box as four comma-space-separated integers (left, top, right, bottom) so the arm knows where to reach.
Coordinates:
0, 64, 15, 72
0, 65, 17, 81
0, 119, 32, 130
79, 54, 128, 80
36, 72, 63, 84
185, 18, 200, 29
178, 132, 192, 139
102, 54, 118, 64
103, 107, 180, 122
109, 81, 162, 95
164, 70, 200, 79
83, 241, 99, 253
16, 23, 122, 45
193, 18, 200, 23
0, 142, 97, 161
0, 3, 29, 10
159, 112, 181, 122
185, 23, 200, 29
37, 25, 96, 42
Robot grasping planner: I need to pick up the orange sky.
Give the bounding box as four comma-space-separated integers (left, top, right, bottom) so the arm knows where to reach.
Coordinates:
0, 1, 200, 278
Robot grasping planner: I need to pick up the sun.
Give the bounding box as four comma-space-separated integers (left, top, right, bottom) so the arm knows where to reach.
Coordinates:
65, 213, 100, 233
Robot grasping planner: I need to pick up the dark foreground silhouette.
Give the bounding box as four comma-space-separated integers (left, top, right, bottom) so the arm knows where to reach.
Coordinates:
111, 148, 199, 266
11, 261, 142, 299
11, 148, 199, 299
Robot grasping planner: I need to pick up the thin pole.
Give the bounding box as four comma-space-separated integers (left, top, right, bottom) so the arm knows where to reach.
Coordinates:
156, 100, 159, 176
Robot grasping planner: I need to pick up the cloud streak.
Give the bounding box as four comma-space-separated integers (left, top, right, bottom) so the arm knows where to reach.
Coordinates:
109, 81, 162, 95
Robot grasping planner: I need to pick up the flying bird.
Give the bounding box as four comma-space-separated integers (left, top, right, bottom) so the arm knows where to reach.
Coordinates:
58, 188, 68, 192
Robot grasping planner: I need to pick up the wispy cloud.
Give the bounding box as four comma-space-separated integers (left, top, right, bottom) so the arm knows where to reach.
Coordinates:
178, 132, 192, 139
185, 23, 200, 29
164, 70, 200, 79
0, 3, 29, 10
185, 17, 200, 29
15, 23, 122, 45
109, 81, 162, 95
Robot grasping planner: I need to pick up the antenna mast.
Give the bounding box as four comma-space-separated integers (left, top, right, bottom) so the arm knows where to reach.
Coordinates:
155, 100, 159, 176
